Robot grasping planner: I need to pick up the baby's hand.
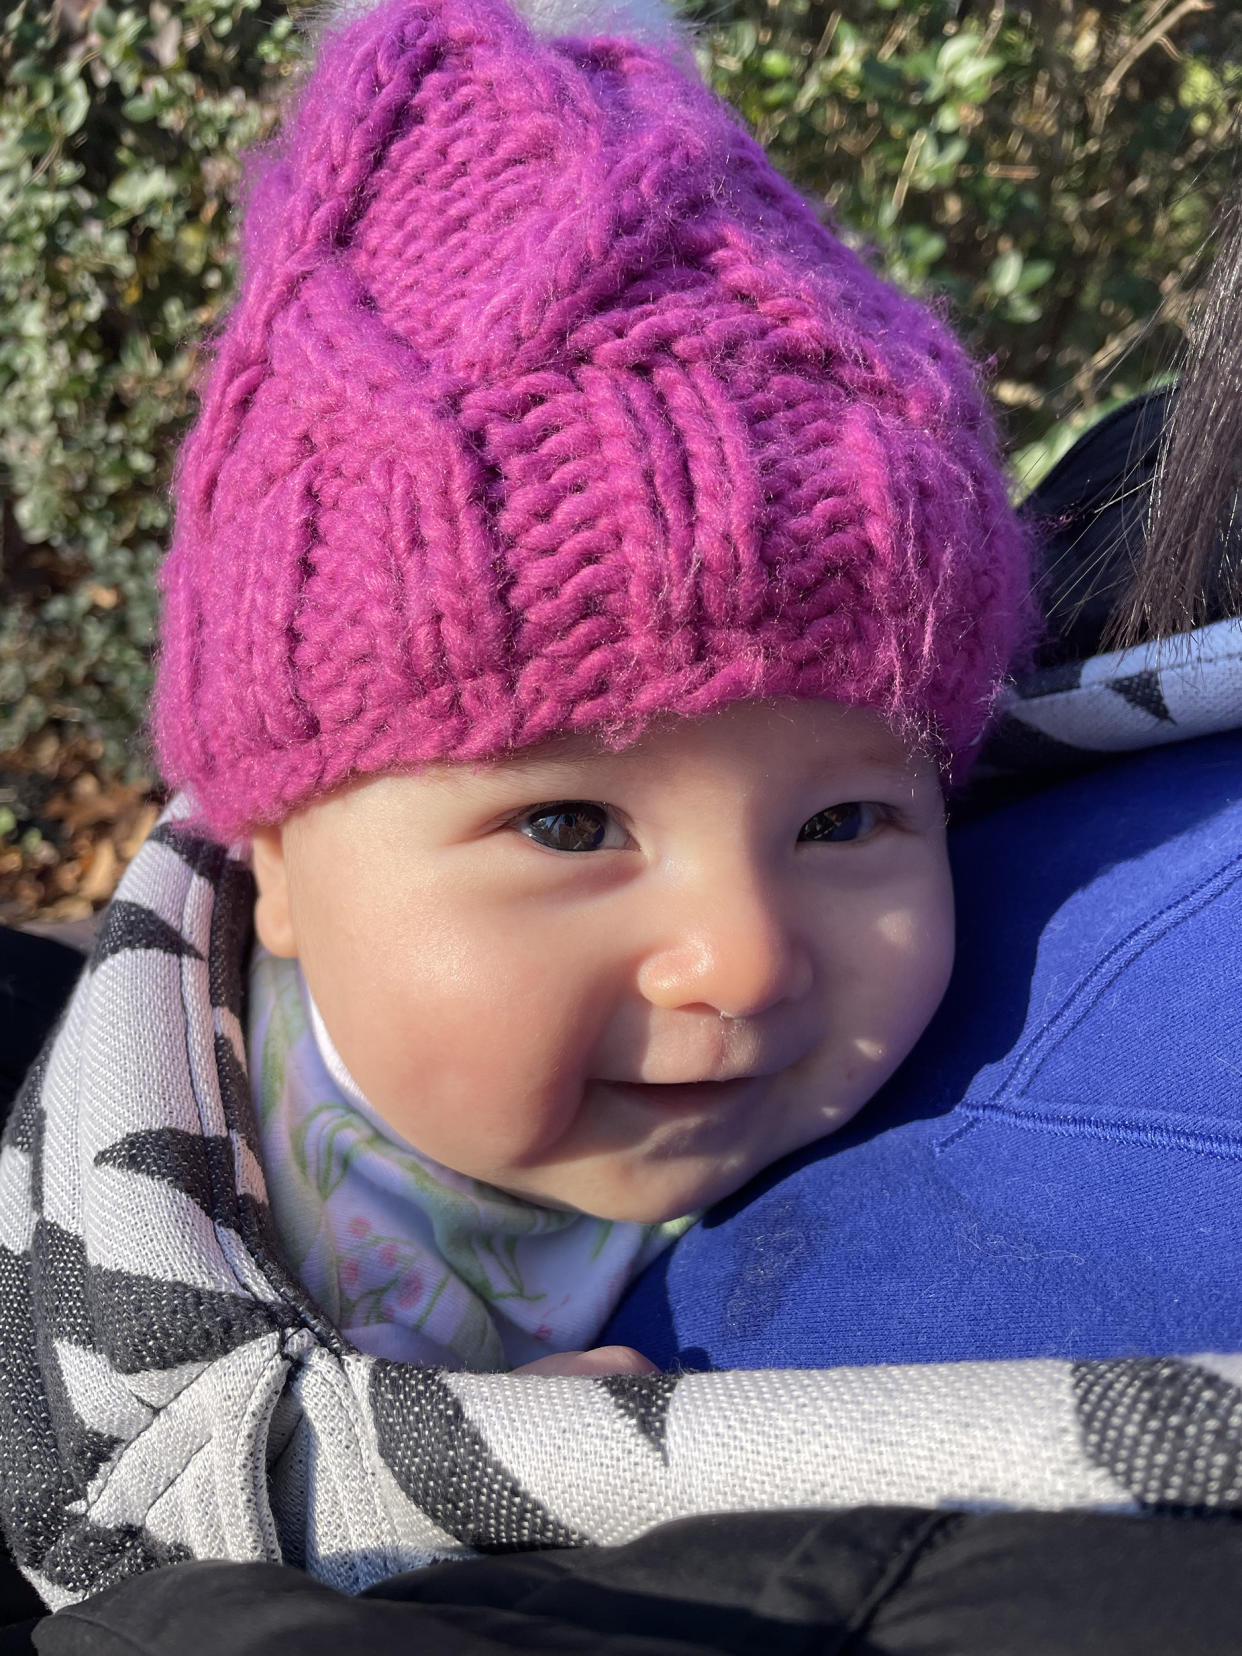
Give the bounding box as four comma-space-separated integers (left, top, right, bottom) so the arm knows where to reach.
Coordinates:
513, 1345, 657, 1377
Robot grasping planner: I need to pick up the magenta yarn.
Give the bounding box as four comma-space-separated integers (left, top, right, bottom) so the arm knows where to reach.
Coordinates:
154, 0, 1034, 842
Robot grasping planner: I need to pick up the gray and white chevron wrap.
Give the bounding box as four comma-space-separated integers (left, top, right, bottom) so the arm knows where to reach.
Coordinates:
3, 616, 1242, 1611
982, 615, 1242, 772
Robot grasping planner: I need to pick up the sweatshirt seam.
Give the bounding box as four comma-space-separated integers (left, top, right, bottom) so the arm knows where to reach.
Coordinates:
978, 849, 1242, 1104
933, 848, 1242, 1164
952, 1101, 1242, 1164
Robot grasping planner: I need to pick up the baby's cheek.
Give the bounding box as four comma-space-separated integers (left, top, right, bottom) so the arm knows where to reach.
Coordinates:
358, 975, 594, 1168
831, 887, 953, 1069
876, 897, 954, 1049
888, 887, 954, 982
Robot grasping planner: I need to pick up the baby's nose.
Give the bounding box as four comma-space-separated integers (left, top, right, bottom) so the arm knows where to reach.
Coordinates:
635, 873, 813, 1020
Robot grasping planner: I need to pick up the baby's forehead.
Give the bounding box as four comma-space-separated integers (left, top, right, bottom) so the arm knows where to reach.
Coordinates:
426, 701, 930, 793
279, 700, 943, 854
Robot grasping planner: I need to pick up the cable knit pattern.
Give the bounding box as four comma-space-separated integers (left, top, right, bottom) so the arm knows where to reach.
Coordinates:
154, 0, 1033, 840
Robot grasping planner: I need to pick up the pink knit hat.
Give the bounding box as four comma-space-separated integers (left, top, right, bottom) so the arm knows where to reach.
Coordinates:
154, 0, 1033, 842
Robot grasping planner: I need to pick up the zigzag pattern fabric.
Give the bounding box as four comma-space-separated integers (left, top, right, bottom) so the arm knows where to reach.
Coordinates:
4, 795, 1242, 1610
983, 616, 1242, 773
153, 0, 1031, 842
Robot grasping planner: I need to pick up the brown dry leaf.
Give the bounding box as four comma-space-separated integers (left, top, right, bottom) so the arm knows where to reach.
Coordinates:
30, 733, 61, 774
0, 728, 162, 921
26, 839, 58, 870
50, 860, 84, 897
79, 840, 118, 903
44, 897, 95, 923
47, 775, 152, 837
117, 803, 160, 863
15, 877, 42, 910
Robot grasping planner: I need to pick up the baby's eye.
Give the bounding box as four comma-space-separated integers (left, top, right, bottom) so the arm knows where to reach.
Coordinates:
798, 802, 883, 844
515, 801, 625, 853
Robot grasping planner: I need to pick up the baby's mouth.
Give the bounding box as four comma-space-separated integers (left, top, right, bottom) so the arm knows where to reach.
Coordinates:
594, 1075, 767, 1113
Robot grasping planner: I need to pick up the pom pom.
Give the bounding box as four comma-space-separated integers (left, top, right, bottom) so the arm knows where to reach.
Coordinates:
312, 0, 687, 46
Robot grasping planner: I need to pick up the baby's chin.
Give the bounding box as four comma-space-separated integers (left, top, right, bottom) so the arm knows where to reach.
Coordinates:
495, 1155, 788, 1226
475, 1073, 884, 1221
543, 1108, 876, 1224
481, 1169, 699, 1225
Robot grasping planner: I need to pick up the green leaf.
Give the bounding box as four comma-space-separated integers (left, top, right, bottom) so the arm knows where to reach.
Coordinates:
122, 94, 159, 122
759, 49, 794, 79
760, 80, 797, 110
1016, 257, 1055, 294
58, 76, 91, 136
729, 20, 758, 60
1004, 294, 1042, 323
937, 34, 1003, 94
107, 165, 176, 214
989, 249, 1024, 296
937, 34, 984, 74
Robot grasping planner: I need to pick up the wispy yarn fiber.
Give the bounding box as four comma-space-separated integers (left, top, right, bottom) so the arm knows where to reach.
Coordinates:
154, 0, 1033, 841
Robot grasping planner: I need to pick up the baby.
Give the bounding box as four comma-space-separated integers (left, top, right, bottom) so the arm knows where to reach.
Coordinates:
245, 698, 954, 1373
153, 0, 1030, 1376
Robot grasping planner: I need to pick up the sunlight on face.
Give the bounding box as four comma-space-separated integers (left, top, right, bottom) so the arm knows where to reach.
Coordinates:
250, 700, 955, 1223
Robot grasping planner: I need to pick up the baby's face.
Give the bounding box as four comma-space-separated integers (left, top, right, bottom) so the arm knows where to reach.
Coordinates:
251, 700, 954, 1223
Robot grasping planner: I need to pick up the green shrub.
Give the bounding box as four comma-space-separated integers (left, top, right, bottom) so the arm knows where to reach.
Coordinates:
691, 0, 1242, 481
0, 0, 301, 777
1, 0, 1240, 850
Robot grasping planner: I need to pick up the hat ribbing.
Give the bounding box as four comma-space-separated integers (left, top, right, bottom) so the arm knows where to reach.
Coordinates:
154, 0, 1033, 840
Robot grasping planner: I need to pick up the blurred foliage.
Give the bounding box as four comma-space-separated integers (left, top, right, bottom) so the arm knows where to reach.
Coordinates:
692, 0, 1242, 479
0, 0, 298, 781
0, 0, 303, 914
0, 0, 1240, 915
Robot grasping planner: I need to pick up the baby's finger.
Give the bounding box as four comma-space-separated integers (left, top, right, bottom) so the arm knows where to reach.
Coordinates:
514, 1345, 658, 1376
